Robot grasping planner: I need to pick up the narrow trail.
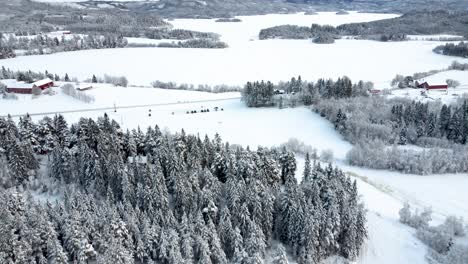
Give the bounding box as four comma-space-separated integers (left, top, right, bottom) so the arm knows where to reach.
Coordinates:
1, 97, 241, 118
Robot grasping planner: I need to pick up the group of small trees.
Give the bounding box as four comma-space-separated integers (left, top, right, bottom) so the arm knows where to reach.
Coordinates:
0, 67, 73, 84
241, 76, 371, 108
259, 24, 338, 44
61, 84, 95, 103
0, 34, 128, 58
315, 95, 468, 174
158, 38, 228, 49
0, 114, 367, 263
399, 203, 467, 264
433, 42, 468, 58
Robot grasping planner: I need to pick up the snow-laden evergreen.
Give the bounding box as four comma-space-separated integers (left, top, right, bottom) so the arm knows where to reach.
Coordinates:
0, 114, 366, 263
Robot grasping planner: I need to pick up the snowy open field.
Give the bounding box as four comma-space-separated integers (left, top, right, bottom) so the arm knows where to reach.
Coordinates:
5, 12, 468, 88
4, 84, 467, 263
2, 11, 468, 264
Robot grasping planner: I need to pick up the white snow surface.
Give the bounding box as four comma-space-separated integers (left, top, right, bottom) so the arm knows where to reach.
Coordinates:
2, 12, 468, 264
3, 12, 467, 89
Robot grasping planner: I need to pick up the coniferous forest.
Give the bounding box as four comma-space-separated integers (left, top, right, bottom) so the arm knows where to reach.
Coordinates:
0, 114, 366, 264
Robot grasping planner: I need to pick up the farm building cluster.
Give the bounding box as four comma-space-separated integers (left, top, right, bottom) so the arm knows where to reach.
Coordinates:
0, 78, 55, 94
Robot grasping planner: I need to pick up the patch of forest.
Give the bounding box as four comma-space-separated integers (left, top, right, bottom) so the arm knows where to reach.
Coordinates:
0, 0, 224, 57
259, 11, 468, 42
0, 113, 367, 263
433, 42, 468, 58
240, 73, 468, 174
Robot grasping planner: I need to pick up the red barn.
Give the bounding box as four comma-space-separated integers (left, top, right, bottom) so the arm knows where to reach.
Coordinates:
426, 84, 448, 90
417, 82, 430, 89
417, 82, 448, 91
33, 78, 54, 90
2, 78, 54, 94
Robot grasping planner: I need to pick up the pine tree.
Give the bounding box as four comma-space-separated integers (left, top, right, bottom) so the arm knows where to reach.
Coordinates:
302, 153, 311, 183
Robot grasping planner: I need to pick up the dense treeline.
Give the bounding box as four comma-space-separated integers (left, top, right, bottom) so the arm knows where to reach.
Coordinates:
433, 42, 468, 58
316, 96, 468, 174
0, 114, 367, 263
259, 24, 338, 43
0, 67, 64, 83
259, 11, 468, 42
157, 38, 228, 49
0, 34, 128, 58
337, 11, 468, 40
241, 76, 371, 107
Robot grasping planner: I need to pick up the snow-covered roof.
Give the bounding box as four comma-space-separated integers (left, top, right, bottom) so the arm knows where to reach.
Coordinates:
32, 78, 53, 87
0, 79, 34, 89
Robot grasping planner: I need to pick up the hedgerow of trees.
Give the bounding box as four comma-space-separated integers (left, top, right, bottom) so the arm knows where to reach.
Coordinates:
0, 34, 128, 58
0, 114, 367, 263
316, 96, 468, 174
433, 42, 468, 58
399, 203, 467, 264
241, 76, 371, 107
259, 11, 468, 43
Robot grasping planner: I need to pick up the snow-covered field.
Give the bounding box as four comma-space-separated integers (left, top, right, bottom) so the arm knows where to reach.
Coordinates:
4, 83, 466, 264
3, 40, 465, 88
2, 12, 468, 264
2, 12, 467, 88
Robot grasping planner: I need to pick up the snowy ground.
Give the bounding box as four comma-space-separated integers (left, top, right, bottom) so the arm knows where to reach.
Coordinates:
3, 12, 467, 88
5, 85, 465, 264
2, 12, 468, 264
2, 86, 431, 263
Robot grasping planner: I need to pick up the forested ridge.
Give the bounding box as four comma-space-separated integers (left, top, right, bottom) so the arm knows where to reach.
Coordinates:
259, 11, 468, 42
0, 114, 366, 263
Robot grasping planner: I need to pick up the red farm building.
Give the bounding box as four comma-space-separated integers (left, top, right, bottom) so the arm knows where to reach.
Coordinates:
2, 78, 54, 94
417, 82, 448, 91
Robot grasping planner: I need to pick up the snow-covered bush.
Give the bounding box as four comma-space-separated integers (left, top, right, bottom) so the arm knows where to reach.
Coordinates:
2, 93, 18, 100
0, 83, 6, 94
42, 88, 55, 96
279, 138, 318, 157
446, 79, 460, 88
32, 86, 42, 96
448, 61, 468, 71
399, 203, 432, 229
320, 149, 334, 162
416, 227, 452, 254
441, 244, 468, 264
103, 75, 128, 87
439, 216, 466, 237
399, 203, 467, 263
61, 83, 95, 103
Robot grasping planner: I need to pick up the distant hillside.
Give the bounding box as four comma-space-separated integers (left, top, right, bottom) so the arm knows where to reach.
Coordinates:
259, 10, 468, 41
33, 0, 468, 18
338, 11, 468, 39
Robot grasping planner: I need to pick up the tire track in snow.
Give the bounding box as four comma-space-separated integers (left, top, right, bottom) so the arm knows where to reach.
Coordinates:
1, 97, 241, 118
